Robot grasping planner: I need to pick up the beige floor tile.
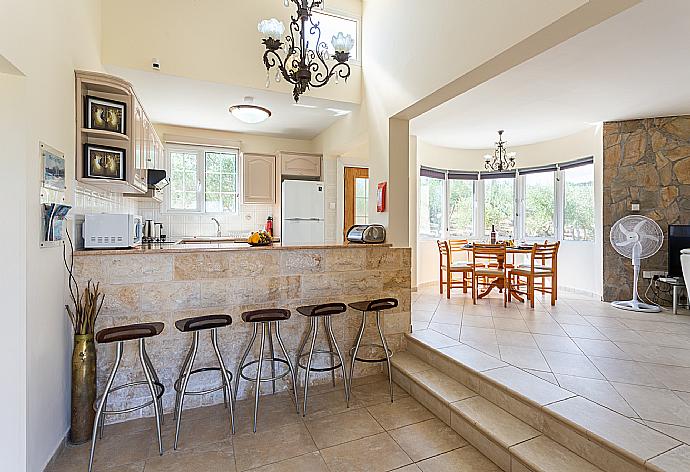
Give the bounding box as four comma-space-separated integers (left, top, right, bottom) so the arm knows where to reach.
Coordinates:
545, 396, 680, 460
554, 374, 638, 417
643, 420, 690, 444
647, 444, 690, 472
495, 330, 537, 348
645, 363, 690, 391
301, 388, 363, 418
232, 423, 317, 471
232, 394, 302, 432
524, 369, 558, 384
411, 369, 476, 403
305, 408, 384, 449
393, 465, 423, 472
144, 449, 235, 472
416, 445, 500, 472
350, 378, 408, 406
245, 451, 329, 472
524, 320, 567, 336
492, 318, 530, 333
409, 329, 461, 349
582, 316, 626, 329
458, 326, 496, 343
531, 334, 581, 354
366, 395, 434, 430
549, 314, 591, 326
596, 326, 649, 344
429, 322, 461, 340
462, 315, 495, 329
572, 338, 632, 360
438, 344, 507, 372
412, 310, 435, 323
498, 346, 549, 371
450, 396, 539, 447
560, 324, 607, 340
541, 350, 604, 379
389, 418, 466, 461
320, 432, 412, 472
612, 382, 690, 426
483, 366, 574, 405
459, 339, 501, 358
430, 310, 462, 325
588, 356, 665, 388
156, 410, 233, 454
509, 435, 602, 472
50, 429, 154, 471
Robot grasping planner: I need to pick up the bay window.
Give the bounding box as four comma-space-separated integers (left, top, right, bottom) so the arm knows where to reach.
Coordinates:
419, 167, 445, 239
483, 172, 516, 238
562, 160, 595, 241
447, 172, 475, 238
521, 166, 557, 239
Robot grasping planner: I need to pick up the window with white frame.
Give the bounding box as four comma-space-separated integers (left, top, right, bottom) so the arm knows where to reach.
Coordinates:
418, 158, 594, 242
167, 146, 239, 213
308, 10, 359, 61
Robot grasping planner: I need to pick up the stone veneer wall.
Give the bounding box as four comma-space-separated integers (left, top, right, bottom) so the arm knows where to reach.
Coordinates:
603, 116, 690, 301
73, 246, 411, 422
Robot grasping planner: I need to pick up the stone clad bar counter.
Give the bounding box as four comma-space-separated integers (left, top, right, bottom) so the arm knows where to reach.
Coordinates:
72, 244, 411, 423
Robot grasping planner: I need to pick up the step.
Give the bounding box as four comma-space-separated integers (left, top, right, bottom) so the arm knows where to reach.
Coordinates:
391, 351, 605, 472
396, 333, 688, 472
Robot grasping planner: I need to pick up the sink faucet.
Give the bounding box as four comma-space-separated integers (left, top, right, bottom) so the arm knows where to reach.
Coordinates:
211, 218, 221, 237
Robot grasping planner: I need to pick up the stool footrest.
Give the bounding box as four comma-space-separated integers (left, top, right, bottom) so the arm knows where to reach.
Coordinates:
94, 380, 165, 416
174, 366, 233, 396
240, 357, 292, 383
350, 343, 393, 364
297, 350, 343, 372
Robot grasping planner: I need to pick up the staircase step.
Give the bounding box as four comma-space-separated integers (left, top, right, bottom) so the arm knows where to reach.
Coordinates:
510, 436, 604, 472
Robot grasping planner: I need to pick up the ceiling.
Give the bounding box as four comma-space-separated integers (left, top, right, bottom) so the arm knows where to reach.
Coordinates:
411, 0, 690, 149
106, 66, 358, 140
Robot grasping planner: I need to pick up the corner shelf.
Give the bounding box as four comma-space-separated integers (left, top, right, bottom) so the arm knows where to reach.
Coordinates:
80, 128, 130, 142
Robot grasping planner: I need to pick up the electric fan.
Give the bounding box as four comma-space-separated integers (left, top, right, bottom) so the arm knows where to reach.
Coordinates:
609, 215, 664, 312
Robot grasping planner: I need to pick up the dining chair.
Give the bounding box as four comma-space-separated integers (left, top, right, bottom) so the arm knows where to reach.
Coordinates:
437, 240, 473, 298
509, 241, 560, 307
472, 243, 508, 307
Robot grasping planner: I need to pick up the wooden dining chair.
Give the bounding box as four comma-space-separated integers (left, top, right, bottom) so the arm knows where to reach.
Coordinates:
472, 243, 508, 307
437, 240, 473, 299
509, 241, 560, 307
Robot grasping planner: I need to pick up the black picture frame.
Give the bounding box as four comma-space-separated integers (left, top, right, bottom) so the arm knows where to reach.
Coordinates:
85, 95, 127, 134
84, 144, 126, 180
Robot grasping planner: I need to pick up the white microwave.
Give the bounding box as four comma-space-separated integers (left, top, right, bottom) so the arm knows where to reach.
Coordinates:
83, 214, 143, 249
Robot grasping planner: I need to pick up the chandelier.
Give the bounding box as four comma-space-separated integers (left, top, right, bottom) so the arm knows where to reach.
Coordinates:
484, 130, 517, 172
258, 0, 354, 102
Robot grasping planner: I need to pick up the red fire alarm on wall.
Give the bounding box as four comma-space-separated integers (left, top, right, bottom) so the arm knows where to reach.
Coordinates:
377, 181, 387, 212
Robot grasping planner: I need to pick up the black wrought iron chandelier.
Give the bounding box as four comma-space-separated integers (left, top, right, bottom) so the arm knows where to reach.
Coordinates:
484, 130, 517, 172
258, 0, 353, 102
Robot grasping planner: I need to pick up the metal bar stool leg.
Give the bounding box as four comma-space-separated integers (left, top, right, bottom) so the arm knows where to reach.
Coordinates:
326, 316, 349, 404
139, 339, 163, 456
348, 311, 367, 406
253, 322, 267, 433
267, 321, 276, 394
142, 345, 164, 425
275, 321, 299, 413
375, 310, 393, 403
174, 331, 199, 450
303, 317, 319, 416
234, 324, 257, 408
89, 341, 123, 472
211, 327, 235, 435
174, 341, 195, 420
324, 317, 336, 388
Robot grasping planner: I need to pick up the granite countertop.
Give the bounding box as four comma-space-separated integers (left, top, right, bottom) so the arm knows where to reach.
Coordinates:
74, 241, 392, 256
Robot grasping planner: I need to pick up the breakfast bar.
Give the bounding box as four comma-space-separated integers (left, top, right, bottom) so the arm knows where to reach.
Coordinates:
72, 244, 411, 424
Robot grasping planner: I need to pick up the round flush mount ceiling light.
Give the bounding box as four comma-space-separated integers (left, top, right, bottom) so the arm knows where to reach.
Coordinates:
229, 96, 271, 124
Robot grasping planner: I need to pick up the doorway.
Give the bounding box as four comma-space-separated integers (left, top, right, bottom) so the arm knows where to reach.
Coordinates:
344, 166, 369, 238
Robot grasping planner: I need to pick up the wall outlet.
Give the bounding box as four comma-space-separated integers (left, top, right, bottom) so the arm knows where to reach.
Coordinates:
642, 270, 666, 279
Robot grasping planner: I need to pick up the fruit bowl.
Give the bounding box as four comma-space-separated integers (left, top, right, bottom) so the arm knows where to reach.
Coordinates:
247, 231, 273, 246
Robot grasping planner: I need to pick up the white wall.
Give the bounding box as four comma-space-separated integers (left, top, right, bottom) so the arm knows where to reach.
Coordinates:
415, 127, 604, 297
0, 1, 105, 469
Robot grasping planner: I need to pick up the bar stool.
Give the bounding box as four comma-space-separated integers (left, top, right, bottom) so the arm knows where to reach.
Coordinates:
89, 322, 165, 472
173, 314, 235, 450
348, 298, 399, 403
295, 303, 349, 415
234, 309, 299, 432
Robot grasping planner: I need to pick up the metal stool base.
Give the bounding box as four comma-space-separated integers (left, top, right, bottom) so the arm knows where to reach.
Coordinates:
174, 367, 233, 396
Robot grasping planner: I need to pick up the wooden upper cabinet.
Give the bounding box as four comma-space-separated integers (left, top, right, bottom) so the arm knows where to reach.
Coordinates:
243, 153, 276, 204
280, 152, 322, 179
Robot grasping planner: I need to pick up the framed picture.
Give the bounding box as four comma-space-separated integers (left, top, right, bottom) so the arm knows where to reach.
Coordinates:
85, 95, 126, 134
84, 144, 126, 180
41, 143, 66, 190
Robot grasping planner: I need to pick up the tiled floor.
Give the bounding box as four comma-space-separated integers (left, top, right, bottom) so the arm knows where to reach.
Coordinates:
47, 375, 500, 472
411, 284, 690, 444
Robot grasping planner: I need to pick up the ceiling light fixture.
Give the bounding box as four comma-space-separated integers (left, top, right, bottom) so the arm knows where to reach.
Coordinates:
483, 130, 517, 172
258, 0, 353, 102
229, 96, 272, 124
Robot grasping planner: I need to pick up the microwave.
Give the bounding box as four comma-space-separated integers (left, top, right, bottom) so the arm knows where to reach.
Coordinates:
83, 214, 143, 248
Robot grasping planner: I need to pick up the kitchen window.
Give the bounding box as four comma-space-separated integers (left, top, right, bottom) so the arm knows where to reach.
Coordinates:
167, 146, 239, 213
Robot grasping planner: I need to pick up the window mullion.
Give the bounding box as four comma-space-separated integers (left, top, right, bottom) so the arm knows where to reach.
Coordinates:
476, 180, 484, 240
555, 169, 564, 241
197, 150, 205, 212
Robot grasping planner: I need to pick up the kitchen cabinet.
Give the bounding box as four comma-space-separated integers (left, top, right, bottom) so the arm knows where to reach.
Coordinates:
243, 153, 276, 204
280, 152, 322, 179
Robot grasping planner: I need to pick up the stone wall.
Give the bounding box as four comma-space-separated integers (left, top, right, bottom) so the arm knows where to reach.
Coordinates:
73, 246, 411, 422
603, 116, 690, 301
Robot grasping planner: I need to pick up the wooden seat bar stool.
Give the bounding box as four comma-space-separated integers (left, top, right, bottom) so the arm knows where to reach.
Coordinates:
510, 241, 560, 307
89, 322, 165, 472
348, 298, 398, 403
295, 303, 350, 415
173, 314, 235, 449
234, 309, 299, 432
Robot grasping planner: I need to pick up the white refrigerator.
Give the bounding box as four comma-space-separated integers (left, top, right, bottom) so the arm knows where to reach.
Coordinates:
281, 180, 325, 246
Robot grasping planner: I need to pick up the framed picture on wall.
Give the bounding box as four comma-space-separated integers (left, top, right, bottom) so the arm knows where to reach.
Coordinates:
84, 144, 126, 180
40, 143, 66, 190
85, 96, 126, 134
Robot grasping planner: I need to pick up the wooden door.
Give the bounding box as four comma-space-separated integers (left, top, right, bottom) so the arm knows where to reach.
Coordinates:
344, 167, 369, 239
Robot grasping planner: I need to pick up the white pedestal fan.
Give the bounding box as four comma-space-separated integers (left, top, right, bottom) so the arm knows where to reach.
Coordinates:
609, 215, 664, 312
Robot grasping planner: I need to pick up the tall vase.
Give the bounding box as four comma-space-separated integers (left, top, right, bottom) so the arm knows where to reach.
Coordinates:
70, 333, 96, 444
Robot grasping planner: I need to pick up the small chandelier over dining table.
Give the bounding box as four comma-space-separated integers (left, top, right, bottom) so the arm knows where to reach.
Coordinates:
258, 0, 354, 102
484, 130, 517, 172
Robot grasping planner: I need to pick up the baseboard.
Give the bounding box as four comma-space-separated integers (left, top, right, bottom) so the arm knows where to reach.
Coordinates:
43, 429, 69, 472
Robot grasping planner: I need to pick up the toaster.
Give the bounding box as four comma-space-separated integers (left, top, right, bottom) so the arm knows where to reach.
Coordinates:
346, 224, 386, 244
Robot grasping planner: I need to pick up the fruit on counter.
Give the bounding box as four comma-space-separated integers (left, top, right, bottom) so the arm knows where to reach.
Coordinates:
248, 230, 272, 245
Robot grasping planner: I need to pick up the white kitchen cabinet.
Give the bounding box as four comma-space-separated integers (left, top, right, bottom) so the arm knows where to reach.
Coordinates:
280, 152, 322, 179
243, 153, 276, 204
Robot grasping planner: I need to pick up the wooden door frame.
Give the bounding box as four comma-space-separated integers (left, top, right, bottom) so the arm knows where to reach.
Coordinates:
343, 166, 369, 239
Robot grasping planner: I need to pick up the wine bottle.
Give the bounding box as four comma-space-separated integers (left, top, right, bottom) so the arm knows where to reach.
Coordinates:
490, 224, 497, 244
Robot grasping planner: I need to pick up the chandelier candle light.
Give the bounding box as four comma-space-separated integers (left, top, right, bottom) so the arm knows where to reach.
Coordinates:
259, 0, 354, 102
484, 130, 517, 172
